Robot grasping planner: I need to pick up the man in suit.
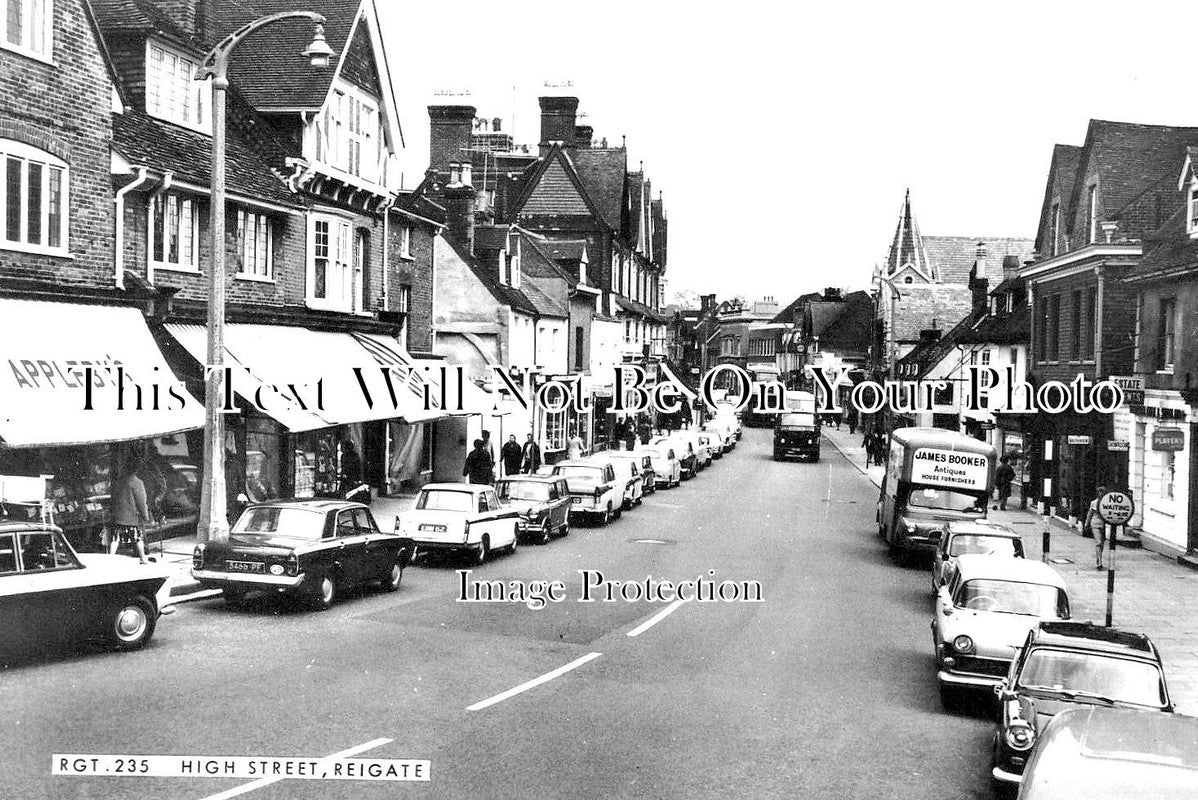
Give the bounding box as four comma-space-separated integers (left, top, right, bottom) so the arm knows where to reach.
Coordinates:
500, 434, 523, 477
520, 434, 542, 474
463, 439, 494, 485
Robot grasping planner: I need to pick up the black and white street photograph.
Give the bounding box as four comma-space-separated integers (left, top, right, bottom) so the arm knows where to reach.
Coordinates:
4, 1, 1198, 797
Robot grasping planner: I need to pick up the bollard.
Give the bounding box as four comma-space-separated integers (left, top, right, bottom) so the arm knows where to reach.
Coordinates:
1105, 523, 1118, 627
1042, 525, 1050, 564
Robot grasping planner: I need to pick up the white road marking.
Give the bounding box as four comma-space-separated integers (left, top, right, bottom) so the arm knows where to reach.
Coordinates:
626, 599, 686, 637
195, 737, 392, 800
466, 652, 602, 712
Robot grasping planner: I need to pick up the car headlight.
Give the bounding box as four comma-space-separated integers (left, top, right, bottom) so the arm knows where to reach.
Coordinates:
905, 521, 917, 533
952, 635, 975, 653
1005, 723, 1035, 751
268, 564, 285, 576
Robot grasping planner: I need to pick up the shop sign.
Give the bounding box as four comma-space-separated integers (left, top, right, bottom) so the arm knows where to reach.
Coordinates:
1110, 375, 1145, 404
1066, 435, 1092, 445
911, 448, 989, 491
1152, 427, 1185, 451
1106, 440, 1130, 452
1097, 490, 1135, 526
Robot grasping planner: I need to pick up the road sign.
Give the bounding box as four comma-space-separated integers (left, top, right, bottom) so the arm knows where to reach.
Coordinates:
1152, 427, 1184, 451
1106, 440, 1129, 452
1097, 490, 1134, 526
1066, 435, 1092, 445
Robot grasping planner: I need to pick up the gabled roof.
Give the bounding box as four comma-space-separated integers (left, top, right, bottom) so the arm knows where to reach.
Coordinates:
770, 292, 822, 324
1125, 205, 1198, 282
442, 236, 538, 316
1034, 143, 1083, 254
520, 278, 568, 319
112, 104, 298, 207
923, 236, 1034, 285
807, 301, 843, 337
520, 234, 578, 290
572, 148, 626, 231
816, 291, 873, 353
889, 284, 973, 343
512, 145, 605, 222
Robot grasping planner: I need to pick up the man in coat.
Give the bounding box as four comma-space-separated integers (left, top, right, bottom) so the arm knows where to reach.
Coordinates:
520, 434, 542, 474
500, 434, 523, 477
463, 439, 493, 485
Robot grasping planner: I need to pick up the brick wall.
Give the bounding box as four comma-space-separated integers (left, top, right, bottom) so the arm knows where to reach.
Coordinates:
390, 216, 435, 351
0, 0, 115, 292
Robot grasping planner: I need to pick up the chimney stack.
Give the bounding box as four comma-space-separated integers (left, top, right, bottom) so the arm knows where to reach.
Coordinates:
1002, 255, 1020, 280
444, 162, 477, 255
574, 125, 594, 148
539, 96, 579, 155
428, 105, 477, 175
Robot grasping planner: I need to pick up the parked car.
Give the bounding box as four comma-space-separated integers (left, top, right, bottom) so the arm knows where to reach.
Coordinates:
932, 520, 1024, 594
643, 442, 681, 489
396, 484, 519, 564
1017, 706, 1198, 799
697, 431, 722, 461
194, 500, 413, 610
494, 475, 571, 545
609, 450, 657, 496
707, 414, 739, 448
683, 430, 712, 470
653, 435, 697, 480
590, 454, 642, 510
551, 460, 623, 524
0, 522, 171, 652
932, 555, 1069, 709
991, 621, 1173, 787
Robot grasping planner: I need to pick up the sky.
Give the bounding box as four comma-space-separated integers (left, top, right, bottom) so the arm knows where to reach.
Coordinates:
376, 0, 1198, 305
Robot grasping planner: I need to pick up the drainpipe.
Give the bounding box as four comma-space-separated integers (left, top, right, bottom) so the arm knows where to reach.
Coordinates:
379, 195, 396, 316
114, 166, 150, 290
146, 171, 174, 286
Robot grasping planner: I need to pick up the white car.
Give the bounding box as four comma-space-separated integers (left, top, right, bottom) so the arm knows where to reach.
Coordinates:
678, 430, 712, 470
609, 450, 656, 496
602, 455, 644, 510
698, 429, 724, 459
642, 443, 681, 489
396, 483, 520, 564
652, 435, 697, 479
550, 460, 623, 524
711, 409, 741, 443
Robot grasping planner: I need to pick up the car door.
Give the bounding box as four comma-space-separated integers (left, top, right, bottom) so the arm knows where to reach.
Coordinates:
548, 480, 567, 528
482, 489, 515, 548
331, 509, 369, 586
356, 508, 395, 577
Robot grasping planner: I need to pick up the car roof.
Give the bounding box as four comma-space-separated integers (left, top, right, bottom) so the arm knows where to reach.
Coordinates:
421, 483, 484, 493
945, 521, 1020, 539
495, 475, 560, 484
890, 426, 997, 457
953, 554, 1066, 588
245, 499, 366, 512
0, 520, 62, 535
1031, 621, 1159, 658
554, 460, 603, 468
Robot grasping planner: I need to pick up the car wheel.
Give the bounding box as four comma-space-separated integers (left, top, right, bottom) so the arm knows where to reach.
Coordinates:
105, 594, 157, 651
559, 519, 570, 537
539, 525, 551, 545
311, 574, 337, 611
601, 503, 612, 525
613, 501, 622, 519
507, 527, 519, 555
475, 536, 490, 564
380, 560, 404, 592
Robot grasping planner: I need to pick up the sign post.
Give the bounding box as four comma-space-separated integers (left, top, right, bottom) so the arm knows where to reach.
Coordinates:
1096, 490, 1135, 627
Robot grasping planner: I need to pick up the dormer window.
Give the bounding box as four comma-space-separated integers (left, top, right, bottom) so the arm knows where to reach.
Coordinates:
313, 79, 384, 186
1188, 180, 1198, 236
146, 43, 211, 133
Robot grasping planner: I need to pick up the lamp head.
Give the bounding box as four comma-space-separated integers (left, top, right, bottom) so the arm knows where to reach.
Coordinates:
303, 24, 334, 68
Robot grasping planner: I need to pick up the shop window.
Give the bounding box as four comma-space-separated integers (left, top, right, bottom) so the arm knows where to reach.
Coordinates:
146, 43, 211, 132
1, 139, 67, 255
150, 193, 199, 272
1157, 297, 1176, 372
544, 410, 566, 452
236, 209, 273, 279
2, 0, 50, 60
245, 419, 283, 502
1163, 449, 1176, 500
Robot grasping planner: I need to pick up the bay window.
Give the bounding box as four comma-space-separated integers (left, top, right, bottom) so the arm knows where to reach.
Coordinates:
146, 43, 210, 132
236, 209, 273, 279
1, 139, 67, 254
149, 193, 199, 272
308, 213, 363, 312
2, 0, 50, 60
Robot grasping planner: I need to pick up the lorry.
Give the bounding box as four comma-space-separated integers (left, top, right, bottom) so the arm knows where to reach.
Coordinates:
877, 427, 996, 556
772, 390, 820, 461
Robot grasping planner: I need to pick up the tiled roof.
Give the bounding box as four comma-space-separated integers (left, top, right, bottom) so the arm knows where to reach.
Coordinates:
443, 237, 538, 316
520, 155, 593, 217
112, 106, 297, 207
520, 235, 577, 289
1034, 144, 1083, 255
1125, 206, 1198, 281
473, 226, 511, 253
807, 301, 843, 337
520, 278, 568, 319
615, 295, 668, 324
538, 239, 587, 261
817, 291, 873, 354
770, 292, 822, 324
392, 192, 446, 226
572, 148, 626, 231
889, 284, 973, 343
922, 236, 1034, 285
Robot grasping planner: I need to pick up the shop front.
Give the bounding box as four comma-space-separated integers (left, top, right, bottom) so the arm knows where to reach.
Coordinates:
0, 299, 203, 551
1030, 410, 1119, 524
1124, 393, 1191, 554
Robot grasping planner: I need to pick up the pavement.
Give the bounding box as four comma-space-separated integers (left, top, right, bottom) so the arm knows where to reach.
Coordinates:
822, 424, 1198, 713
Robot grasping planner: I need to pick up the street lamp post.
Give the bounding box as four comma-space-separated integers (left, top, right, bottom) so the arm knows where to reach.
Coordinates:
194, 13, 333, 544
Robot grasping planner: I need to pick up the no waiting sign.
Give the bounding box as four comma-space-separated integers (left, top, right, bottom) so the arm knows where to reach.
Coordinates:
1097, 491, 1135, 526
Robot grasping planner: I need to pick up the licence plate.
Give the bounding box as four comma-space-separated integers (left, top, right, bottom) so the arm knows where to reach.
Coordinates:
227, 560, 264, 574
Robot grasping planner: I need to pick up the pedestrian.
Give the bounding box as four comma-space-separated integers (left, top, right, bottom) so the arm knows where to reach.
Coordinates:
109, 457, 154, 564
848, 407, 858, 435
638, 417, 652, 445
1084, 485, 1108, 570
567, 427, 584, 460
501, 434, 522, 477
865, 433, 877, 467
624, 418, 637, 451
462, 439, 493, 485
481, 430, 496, 481
520, 433, 542, 474
995, 456, 1016, 511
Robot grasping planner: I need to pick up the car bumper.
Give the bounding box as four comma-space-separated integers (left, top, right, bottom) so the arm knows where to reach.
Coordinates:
412, 539, 471, 552
937, 669, 1006, 688
897, 531, 941, 550
191, 569, 306, 588
991, 765, 1024, 785
519, 517, 550, 534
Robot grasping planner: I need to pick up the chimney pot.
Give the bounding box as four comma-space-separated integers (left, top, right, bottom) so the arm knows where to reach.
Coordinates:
461, 162, 473, 187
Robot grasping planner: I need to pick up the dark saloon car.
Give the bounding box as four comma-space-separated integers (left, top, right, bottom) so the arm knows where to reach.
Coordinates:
495, 476, 571, 545
991, 621, 1173, 787
0, 522, 171, 652
192, 500, 413, 610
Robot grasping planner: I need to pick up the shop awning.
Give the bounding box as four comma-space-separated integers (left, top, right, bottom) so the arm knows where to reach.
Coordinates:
0, 299, 203, 448
658, 360, 698, 402
352, 334, 498, 419
164, 324, 451, 432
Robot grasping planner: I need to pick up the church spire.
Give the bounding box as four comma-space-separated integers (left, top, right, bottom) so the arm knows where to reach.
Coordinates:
884, 189, 933, 282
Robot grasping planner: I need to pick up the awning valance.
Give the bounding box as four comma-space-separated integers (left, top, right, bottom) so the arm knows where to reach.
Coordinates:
0, 300, 203, 448
164, 324, 452, 432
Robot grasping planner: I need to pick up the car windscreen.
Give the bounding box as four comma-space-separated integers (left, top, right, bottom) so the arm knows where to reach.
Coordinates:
496, 481, 550, 502
955, 579, 1068, 618
949, 534, 1022, 558
416, 490, 474, 512
1018, 649, 1167, 707
554, 465, 603, 480
907, 486, 986, 512
232, 507, 324, 538
778, 413, 814, 428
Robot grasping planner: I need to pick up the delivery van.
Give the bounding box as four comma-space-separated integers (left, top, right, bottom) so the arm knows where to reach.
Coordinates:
877, 427, 996, 555
773, 391, 819, 461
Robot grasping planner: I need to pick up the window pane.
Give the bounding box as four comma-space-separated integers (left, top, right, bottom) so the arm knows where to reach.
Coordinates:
25, 161, 41, 244
6, 0, 22, 46
151, 197, 163, 262
5, 157, 21, 241
47, 166, 61, 247
180, 199, 193, 265
166, 195, 179, 263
